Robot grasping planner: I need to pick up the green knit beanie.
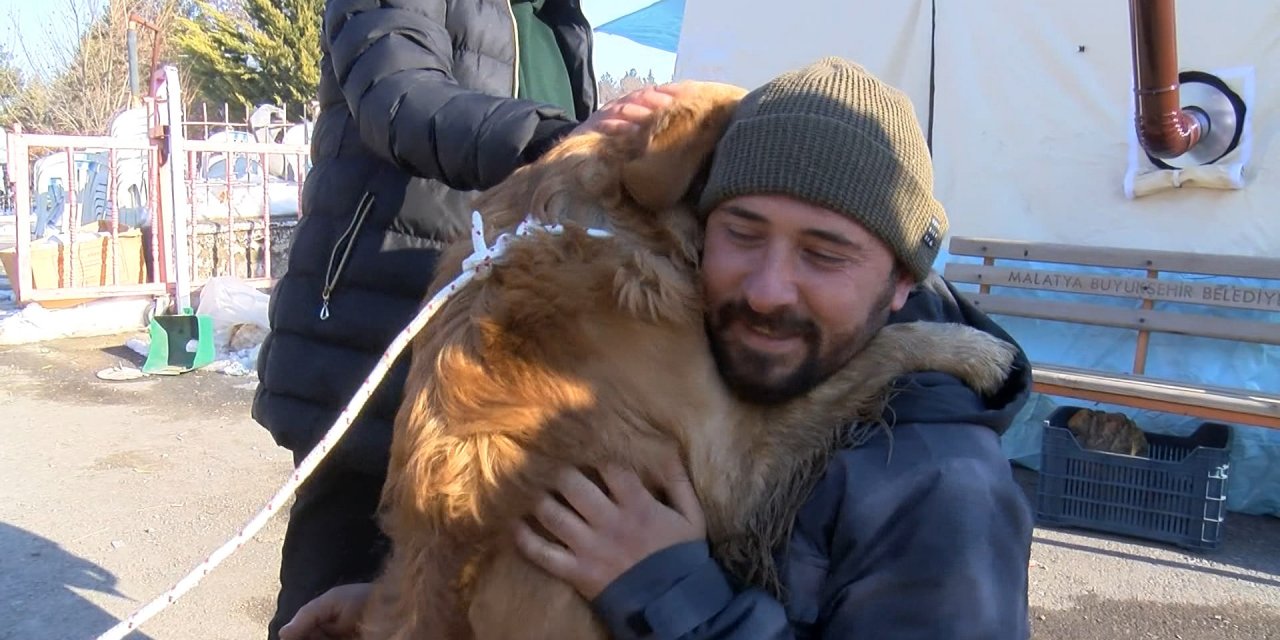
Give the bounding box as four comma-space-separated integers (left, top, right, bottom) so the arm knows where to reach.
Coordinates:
697, 57, 948, 281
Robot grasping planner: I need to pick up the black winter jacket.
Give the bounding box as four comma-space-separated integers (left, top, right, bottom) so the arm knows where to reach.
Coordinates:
253, 0, 596, 475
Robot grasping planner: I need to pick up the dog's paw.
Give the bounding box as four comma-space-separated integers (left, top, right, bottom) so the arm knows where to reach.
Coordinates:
873, 322, 1020, 396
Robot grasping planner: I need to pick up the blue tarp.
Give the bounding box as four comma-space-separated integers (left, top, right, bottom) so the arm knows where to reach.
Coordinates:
594, 0, 685, 53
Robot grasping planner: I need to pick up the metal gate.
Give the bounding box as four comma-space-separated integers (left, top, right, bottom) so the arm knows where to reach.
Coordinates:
1, 66, 310, 309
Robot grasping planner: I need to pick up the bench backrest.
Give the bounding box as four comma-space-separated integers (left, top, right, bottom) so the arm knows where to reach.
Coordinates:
943, 237, 1280, 375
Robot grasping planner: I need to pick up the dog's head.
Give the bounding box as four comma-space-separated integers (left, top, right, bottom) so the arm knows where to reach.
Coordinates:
431, 81, 747, 301
468, 81, 748, 239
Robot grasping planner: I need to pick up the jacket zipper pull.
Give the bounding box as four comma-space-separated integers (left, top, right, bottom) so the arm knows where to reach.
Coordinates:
318, 192, 375, 322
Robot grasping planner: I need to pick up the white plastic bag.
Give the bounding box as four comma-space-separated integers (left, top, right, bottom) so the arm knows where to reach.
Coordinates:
195, 276, 270, 350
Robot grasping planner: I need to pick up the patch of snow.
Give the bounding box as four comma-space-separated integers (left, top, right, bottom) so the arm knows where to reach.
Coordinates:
202, 344, 262, 377
0, 297, 153, 345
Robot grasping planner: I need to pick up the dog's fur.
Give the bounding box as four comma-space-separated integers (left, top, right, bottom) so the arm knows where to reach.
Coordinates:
361, 82, 1021, 639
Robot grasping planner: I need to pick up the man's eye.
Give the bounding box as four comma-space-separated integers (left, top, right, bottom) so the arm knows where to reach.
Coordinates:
806, 250, 847, 266
726, 227, 760, 242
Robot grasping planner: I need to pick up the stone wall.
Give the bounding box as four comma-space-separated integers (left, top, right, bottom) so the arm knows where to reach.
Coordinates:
190, 217, 298, 281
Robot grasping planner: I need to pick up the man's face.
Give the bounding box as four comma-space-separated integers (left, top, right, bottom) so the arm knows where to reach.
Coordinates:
700, 194, 916, 404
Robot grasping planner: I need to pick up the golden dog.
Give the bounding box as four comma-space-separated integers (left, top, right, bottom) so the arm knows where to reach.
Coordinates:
360, 82, 1019, 639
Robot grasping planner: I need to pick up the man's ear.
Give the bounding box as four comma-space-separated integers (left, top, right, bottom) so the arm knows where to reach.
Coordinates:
890, 268, 919, 312
621, 82, 747, 211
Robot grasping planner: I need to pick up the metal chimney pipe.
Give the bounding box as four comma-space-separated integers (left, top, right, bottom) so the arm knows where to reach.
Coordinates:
127, 26, 140, 102
1129, 0, 1206, 159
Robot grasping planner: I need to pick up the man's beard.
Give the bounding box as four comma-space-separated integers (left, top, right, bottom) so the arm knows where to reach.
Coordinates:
706, 282, 897, 405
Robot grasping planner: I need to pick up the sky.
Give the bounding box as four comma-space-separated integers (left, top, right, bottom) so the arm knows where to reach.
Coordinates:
1, 0, 109, 78
0, 0, 678, 82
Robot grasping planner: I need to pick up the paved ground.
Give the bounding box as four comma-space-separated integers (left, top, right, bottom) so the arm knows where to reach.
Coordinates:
0, 334, 290, 640
1, 332, 1278, 639
1023, 475, 1280, 639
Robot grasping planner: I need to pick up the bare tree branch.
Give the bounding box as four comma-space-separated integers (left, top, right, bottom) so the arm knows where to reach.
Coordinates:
5, 0, 185, 135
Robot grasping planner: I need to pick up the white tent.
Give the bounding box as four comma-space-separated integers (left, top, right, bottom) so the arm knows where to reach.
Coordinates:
675, 0, 1278, 257
674, 0, 1280, 516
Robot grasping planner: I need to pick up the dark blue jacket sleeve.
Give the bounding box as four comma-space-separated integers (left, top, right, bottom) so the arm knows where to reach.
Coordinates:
591, 540, 794, 639
323, 0, 580, 190
590, 456, 1033, 639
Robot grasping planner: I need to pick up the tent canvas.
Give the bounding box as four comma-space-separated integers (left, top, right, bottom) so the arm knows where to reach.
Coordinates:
594, 0, 685, 54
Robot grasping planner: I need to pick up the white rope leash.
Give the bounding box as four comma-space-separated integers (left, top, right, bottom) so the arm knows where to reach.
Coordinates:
97, 212, 609, 640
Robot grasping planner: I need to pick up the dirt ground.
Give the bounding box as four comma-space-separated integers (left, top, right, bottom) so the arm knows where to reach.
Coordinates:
2, 332, 1278, 640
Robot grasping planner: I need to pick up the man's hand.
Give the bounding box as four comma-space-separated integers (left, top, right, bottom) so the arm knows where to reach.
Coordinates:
278, 582, 372, 640
514, 456, 707, 600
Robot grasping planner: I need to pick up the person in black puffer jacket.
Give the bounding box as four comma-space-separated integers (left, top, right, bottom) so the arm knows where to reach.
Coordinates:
252, 2, 675, 636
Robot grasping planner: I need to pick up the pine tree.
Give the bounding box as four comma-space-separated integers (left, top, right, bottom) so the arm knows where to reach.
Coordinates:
596, 70, 661, 105
174, 0, 322, 116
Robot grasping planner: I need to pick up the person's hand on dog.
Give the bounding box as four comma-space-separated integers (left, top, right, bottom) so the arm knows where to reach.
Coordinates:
572, 84, 680, 139
514, 452, 706, 600
278, 582, 371, 640
572, 81, 735, 141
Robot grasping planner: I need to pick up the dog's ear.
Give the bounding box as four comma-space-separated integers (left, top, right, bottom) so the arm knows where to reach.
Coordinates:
621, 82, 747, 211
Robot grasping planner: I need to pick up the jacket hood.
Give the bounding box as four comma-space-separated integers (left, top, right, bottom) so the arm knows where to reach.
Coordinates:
880, 274, 1032, 436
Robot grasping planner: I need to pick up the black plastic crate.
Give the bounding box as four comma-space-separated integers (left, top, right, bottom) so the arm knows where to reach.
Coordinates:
1035, 406, 1231, 551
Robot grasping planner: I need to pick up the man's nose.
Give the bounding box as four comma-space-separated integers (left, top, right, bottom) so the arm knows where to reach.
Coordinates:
742, 252, 799, 314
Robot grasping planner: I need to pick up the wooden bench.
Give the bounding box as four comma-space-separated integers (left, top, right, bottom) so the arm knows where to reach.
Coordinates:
943, 237, 1280, 430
